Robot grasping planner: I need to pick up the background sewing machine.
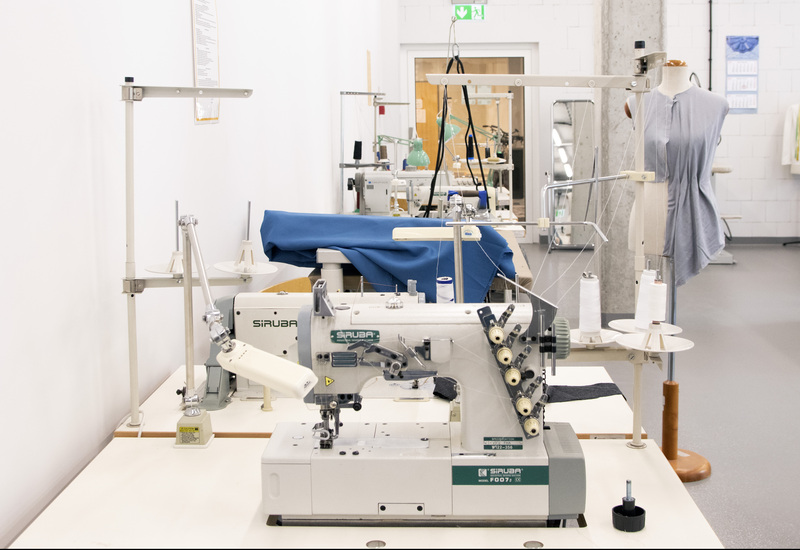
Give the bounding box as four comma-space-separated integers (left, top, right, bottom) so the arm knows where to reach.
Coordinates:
260, 280, 582, 526
350, 169, 500, 218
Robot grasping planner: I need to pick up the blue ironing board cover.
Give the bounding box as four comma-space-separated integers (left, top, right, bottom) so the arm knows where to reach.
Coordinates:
260, 210, 516, 303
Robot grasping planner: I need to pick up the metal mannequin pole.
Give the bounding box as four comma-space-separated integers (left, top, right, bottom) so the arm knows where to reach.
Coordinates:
662, 257, 680, 459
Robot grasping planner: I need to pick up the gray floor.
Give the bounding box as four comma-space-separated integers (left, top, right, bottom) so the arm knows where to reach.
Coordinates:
519, 242, 800, 549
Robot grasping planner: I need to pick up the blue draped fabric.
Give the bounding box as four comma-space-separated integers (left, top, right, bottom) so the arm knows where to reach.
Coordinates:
260, 211, 516, 303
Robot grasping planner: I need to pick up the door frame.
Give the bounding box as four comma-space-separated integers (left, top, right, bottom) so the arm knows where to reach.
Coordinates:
399, 43, 539, 244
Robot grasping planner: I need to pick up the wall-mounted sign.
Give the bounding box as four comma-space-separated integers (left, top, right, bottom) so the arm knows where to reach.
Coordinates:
192, 0, 220, 124
726, 36, 759, 114
454, 5, 486, 20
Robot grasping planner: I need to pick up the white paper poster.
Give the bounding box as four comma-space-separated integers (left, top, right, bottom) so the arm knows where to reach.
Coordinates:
192, 0, 220, 124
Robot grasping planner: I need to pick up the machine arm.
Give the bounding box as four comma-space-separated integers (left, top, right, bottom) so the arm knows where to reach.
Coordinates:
179, 216, 235, 353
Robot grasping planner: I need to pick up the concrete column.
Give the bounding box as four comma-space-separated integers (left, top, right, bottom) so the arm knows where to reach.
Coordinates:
596, 0, 664, 324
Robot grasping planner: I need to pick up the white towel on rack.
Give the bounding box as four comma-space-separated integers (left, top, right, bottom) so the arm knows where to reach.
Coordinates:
782, 104, 800, 174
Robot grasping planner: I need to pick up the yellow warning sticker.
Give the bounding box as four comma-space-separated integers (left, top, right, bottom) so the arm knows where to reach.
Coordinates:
325, 377, 334, 386
179, 426, 199, 433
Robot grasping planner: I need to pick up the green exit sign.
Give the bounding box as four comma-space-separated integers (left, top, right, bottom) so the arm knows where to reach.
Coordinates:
454, 5, 486, 20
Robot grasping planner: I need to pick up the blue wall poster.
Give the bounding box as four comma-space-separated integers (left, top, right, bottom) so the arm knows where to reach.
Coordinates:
725, 36, 759, 114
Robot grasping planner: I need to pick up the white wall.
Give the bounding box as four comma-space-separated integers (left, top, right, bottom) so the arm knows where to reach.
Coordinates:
397, 0, 597, 235
666, 0, 800, 238
0, 1, 397, 546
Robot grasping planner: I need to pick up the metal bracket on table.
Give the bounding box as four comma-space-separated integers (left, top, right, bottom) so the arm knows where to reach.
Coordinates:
121, 85, 253, 102
121, 275, 253, 294
620, 170, 655, 182
312, 280, 335, 317
426, 73, 653, 91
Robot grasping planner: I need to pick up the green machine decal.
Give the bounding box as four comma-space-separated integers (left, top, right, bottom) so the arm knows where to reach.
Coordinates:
452, 465, 549, 486
330, 329, 380, 344
483, 436, 523, 451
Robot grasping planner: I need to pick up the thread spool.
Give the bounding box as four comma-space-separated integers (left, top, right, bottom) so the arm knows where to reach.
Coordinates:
647, 280, 667, 324
515, 396, 533, 415
579, 273, 602, 338
635, 278, 667, 331
436, 276, 454, 303
634, 269, 657, 331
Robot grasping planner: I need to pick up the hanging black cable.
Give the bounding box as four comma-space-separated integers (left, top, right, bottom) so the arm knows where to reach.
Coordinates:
454, 55, 489, 210
423, 54, 492, 217
423, 57, 457, 217
708, 0, 713, 91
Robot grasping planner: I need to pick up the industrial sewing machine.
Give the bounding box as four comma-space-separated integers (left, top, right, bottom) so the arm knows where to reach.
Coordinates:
351, 169, 500, 217
258, 280, 583, 527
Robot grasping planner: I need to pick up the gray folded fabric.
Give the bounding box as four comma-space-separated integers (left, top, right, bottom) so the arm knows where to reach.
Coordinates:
545, 382, 624, 403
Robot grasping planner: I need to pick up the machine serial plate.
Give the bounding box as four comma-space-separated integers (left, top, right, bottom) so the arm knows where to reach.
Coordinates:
452, 465, 549, 485
484, 437, 523, 451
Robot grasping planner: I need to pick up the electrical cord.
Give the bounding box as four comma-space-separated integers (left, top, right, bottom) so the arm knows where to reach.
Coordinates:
455, 54, 490, 208
424, 19, 489, 217
423, 57, 453, 218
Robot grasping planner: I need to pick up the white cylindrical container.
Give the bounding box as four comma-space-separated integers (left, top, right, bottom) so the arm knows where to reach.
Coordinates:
648, 280, 668, 324
579, 273, 602, 338
436, 276, 454, 303
634, 269, 657, 330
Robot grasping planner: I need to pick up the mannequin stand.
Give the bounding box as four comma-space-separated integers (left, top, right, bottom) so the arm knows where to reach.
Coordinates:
662, 380, 711, 482
662, 259, 711, 482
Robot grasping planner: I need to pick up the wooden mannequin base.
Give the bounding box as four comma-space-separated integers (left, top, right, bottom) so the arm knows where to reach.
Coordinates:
663, 447, 711, 482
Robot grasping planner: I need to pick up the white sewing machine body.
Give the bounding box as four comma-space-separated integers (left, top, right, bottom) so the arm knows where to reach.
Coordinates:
263, 420, 582, 526
205, 290, 425, 401
352, 169, 499, 217
260, 286, 585, 526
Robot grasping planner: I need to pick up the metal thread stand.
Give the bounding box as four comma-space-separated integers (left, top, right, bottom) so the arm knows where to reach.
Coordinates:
121, 79, 253, 426
429, 49, 666, 453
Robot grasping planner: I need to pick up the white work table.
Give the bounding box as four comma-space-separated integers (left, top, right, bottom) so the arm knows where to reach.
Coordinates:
11, 437, 720, 548
113, 364, 645, 440
10, 364, 717, 548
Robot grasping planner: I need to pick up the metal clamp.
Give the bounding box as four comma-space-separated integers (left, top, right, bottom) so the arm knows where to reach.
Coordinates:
122, 279, 146, 294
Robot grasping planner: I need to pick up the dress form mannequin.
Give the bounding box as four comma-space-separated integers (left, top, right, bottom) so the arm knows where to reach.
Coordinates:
624, 55, 728, 485
658, 60, 692, 98
624, 60, 693, 117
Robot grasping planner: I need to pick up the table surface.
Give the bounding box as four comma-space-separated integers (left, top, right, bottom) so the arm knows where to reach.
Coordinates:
12, 364, 716, 548
11, 436, 720, 548
113, 365, 645, 440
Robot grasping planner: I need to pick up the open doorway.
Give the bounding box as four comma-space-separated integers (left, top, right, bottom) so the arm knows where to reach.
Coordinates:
412, 56, 527, 224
